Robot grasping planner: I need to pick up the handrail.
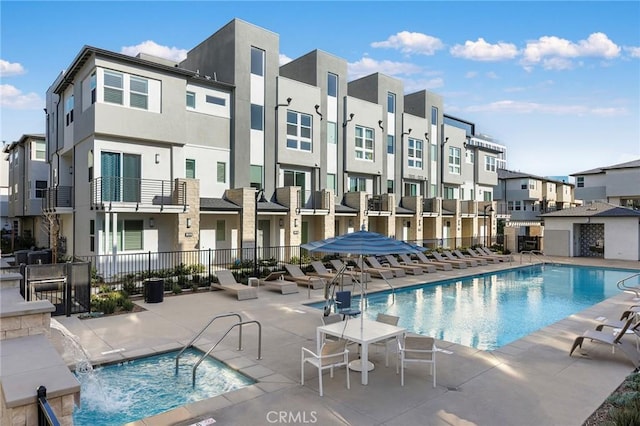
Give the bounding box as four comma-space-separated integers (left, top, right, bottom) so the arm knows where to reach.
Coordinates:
617, 273, 640, 297
520, 250, 551, 265
175, 312, 243, 374
37, 386, 61, 426
192, 320, 262, 386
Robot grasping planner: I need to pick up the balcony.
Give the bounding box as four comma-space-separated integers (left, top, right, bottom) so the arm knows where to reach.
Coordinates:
296, 189, 330, 214
43, 186, 73, 212
366, 195, 391, 216
91, 177, 187, 212
422, 198, 441, 216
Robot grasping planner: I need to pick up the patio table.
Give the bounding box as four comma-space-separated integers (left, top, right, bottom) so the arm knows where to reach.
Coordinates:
317, 318, 406, 385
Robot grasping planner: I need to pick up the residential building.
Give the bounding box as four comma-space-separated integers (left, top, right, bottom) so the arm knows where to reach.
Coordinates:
0, 143, 10, 233
571, 159, 640, 209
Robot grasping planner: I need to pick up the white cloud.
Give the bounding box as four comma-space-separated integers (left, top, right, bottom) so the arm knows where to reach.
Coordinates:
450, 38, 519, 61
0, 59, 25, 77
0, 84, 43, 109
121, 40, 188, 62
279, 53, 292, 66
371, 31, 444, 55
348, 57, 422, 80
521, 32, 620, 69
485, 71, 498, 79
465, 71, 478, 79
624, 46, 640, 58
465, 99, 627, 116
403, 77, 444, 93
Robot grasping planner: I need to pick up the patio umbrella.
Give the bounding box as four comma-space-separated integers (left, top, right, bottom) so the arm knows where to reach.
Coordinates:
301, 227, 423, 330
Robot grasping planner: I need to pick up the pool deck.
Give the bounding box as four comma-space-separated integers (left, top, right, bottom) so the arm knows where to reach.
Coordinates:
51, 256, 640, 426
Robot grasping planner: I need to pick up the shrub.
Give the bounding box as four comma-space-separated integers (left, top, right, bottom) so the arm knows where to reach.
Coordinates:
91, 293, 118, 314
172, 283, 182, 294
121, 299, 135, 312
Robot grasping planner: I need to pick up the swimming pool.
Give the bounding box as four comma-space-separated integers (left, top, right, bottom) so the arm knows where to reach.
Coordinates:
311, 264, 640, 351
73, 348, 255, 425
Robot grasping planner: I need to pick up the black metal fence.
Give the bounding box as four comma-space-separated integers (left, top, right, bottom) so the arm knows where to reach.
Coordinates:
37, 386, 60, 426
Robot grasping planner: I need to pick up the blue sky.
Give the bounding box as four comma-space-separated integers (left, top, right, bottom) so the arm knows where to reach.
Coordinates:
1, 1, 639, 177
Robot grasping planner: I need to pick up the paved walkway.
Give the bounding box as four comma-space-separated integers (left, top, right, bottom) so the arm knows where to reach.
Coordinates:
52, 256, 640, 426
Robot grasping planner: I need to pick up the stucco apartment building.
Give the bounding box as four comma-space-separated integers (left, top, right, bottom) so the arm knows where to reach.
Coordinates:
30, 18, 501, 261
571, 159, 640, 209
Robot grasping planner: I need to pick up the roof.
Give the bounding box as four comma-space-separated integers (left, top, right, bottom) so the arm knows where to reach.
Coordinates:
497, 168, 574, 186
3, 134, 46, 153
199, 198, 240, 212
395, 206, 415, 215
541, 201, 640, 218
571, 158, 640, 176
335, 204, 358, 214
258, 199, 289, 213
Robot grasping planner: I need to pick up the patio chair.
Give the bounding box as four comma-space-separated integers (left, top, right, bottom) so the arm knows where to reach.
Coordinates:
354, 258, 395, 280
466, 248, 500, 264
371, 313, 401, 366
321, 313, 343, 342
443, 250, 478, 267
212, 269, 258, 300
335, 290, 361, 318
398, 253, 437, 273
283, 264, 326, 289
301, 339, 350, 397
383, 255, 423, 275
453, 249, 488, 265
397, 335, 437, 387
365, 256, 406, 277
479, 247, 512, 262
569, 316, 640, 366
310, 261, 354, 286
259, 271, 299, 295
415, 252, 453, 271
431, 252, 468, 269
329, 259, 371, 283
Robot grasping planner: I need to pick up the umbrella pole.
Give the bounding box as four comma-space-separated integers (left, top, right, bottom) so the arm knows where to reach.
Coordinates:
360, 255, 364, 331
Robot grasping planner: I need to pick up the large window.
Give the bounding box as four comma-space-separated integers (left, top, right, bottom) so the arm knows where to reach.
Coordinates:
251, 47, 264, 76
33, 141, 46, 161
65, 95, 74, 126
387, 135, 395, 154
407, 138, 423, 168
251, 104, 263, 130
327, 173, 336, 192
129, 76, 148, 109
576, 176, 584, 187
107, 220, 143, 251
404, 182, 418, 196
444, 186, 455, 199
387, 92, 395, 113
448, 147, 461, 174
250, 165, 263, 190
217, 162, 226, 183
327, 73, 337, 97
101, 152, 141, 202
349, 177, 367, 192
35, 181, 47, 198
186, 159, 196, 179
327, 122, 337, 144
286, 111, 312, 151
485, 156, 496, 172
355, 126, 374, 161
103, 70, 124, 105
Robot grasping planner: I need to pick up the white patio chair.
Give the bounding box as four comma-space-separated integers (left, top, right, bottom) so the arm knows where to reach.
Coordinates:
301, 339, 350, 396
397, 335, 436, 387
371, 313, 400, 366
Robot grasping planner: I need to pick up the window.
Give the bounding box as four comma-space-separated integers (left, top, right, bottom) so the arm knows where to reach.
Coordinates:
103, 70, 124, 105
430, 184, 437, 197
448, 147, 461, 174
89, 220, 95, 252
35, 181, 47, 198
327, 173, 336, 192
515, 201, 522, 211
430, 144, 437, 162
529, 180, 536, 189
387, 179, 394, 193
90, 72, 96, 104
576, 176, 584, 188
284, 170, 306, 189
444, 186, 455, 199
521, 179, 535, 190
407, 138, 423, 168
404, 183, 418, 196
327, 73, 337, 97
185, 159, 195, 179
387, 135, 395, 154
349, 177, 367, 192
216, 220, 226, 242
251, 104, 263, 130
122, 220, 143, 251
129, 76, 148, 109
508, 201, 514, 211
205, 95, 225, 106
65, 95, 74, 126
250, 165, 262, 190
101, 152, 141, 202
286, 111, 312, 151
217, 162, 226, 183
186, 91, 196, 108
387, 92, 395, 113
465, 150, 474, 164
327, 122, 337, 144
251, 47, 264, 76
355, 126, 374, 161
484, 191, 492, 202
548, 183, 556, 193
485, 156, 496, 172
431, 107, 438, 126
33, 141, 46, 161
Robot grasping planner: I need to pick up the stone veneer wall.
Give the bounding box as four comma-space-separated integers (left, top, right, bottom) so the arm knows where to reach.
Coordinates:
0, 312, 51, 341
0, 388, 75, 426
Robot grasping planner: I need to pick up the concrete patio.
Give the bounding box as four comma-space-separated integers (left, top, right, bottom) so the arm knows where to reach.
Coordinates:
50, 256, 640, 426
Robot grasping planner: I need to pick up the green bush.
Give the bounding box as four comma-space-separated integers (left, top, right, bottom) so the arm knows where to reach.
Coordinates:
91, 293, 118, 314
606, 399, 640, 426
121, 299, 135, 312
172, 283, 182, 294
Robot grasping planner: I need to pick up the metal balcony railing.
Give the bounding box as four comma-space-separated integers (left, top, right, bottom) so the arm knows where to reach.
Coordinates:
422, 198, 440, 214
43, 186, 73, 210
91, 177, 187, 209
367, 195, 385, 212
297, 189, 329, 210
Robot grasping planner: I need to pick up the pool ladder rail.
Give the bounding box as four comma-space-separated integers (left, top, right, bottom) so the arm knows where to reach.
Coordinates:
520, 250, 552, 265
175, 312, 262, 386
616, 273, 640, 298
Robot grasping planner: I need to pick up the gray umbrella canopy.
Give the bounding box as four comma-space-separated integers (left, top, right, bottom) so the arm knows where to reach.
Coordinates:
300, 229, 423, 255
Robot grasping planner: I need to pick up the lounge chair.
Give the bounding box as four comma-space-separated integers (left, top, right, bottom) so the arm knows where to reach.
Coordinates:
453, 249, 488, 265
354, 258, 395, 280
310, 261, 354, 285
569, 316, 640, 366
329, 259, 371, 283
259, 271, 299, 295
212, 269, 258, 300
479, 247, 512, 262
398, 253, 437, 273
283, 264, 325, 290
383, 255, 423, 275
467, 248, 500, 264
431, 252, 468, 269
442, 250, 478, 267
415, 252, 453, 271
365, 256, 406, 278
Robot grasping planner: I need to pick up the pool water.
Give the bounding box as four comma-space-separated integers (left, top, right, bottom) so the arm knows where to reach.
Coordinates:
313, 264, 640, 351
73, 348, 255, 425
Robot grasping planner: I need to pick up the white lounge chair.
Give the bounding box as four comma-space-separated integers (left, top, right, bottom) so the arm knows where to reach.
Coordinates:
310, 261, 354, 285
479, 247, 512, 262
398, 253, 437, 273
397, 335, 437, 387
384, 255, 423, 275
415, 252, 453, 271
569, 316, 640, 366
453, 249, 488, 265
259, 271, 299, 295
301, 339, 350, 396
329, 259, 371, 283
284, 264, 325, 290
212, 269, 258, 300
467, 248, 500, 264
366, 256, 406, 277
431, 252, 468, 269
354, 258, 395, 280
443, 250, 478, 267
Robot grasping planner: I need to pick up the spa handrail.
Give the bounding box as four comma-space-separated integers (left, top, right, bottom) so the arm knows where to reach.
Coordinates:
192, 320, 262, 386
176, 312, 243, 374
617, 273, 640, 297
520, 250, 551, 265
